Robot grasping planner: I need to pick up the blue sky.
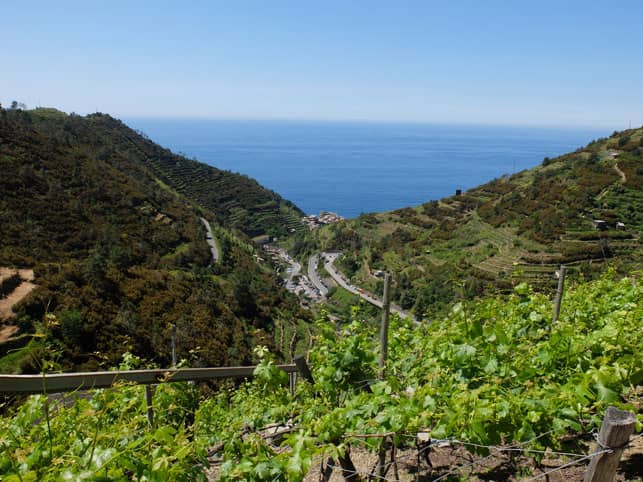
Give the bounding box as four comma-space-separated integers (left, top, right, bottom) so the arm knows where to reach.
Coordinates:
1, 1, 642, 128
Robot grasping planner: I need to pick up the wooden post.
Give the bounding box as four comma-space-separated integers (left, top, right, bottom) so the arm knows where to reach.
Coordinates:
294, 355, 314, 384
552, 265, 566, 324
376, 437, 388, 477
583, 406, 636, 482
378, 272, 391, 380
145, 385, 154, 428
337, 449, 359, 481
171, 323, 177, 367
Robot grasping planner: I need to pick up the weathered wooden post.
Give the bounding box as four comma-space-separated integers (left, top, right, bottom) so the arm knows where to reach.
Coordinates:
171, 323, 177, 367
376, 436, 388, 478
378, 272, 391, 380
552, 265, 566, 324
145, 385, 154, 428
294, 355, 314, 384
375, 273, 392, 476
583, 406, 636, 482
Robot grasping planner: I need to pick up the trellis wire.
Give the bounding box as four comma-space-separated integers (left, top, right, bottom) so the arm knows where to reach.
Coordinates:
430, 437, 593, 459
312, 427, 638, 482
521, 448, 612, 482
324, 445, 612, 482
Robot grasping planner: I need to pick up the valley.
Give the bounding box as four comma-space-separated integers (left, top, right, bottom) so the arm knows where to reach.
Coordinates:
2, 3, 641, 480
0, 105, 640, 481
279, 127, 642, 319
0, 106, 310, 372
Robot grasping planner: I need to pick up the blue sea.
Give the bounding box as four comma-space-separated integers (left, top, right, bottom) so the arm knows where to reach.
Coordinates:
126, 119, 606, 218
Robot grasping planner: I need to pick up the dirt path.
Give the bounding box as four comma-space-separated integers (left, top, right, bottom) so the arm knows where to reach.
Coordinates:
0, 268, 36, 322
0, 325, 19, 343
614, 162, 627, 183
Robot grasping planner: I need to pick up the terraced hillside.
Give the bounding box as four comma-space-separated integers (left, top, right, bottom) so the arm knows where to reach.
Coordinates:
0, 106, 308, 372
109, 114, 303, 238
141, 151, 304, 238
296, 127, 642, 317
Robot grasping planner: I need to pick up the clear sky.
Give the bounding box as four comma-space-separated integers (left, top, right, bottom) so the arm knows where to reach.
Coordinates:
1, 1, 642, 128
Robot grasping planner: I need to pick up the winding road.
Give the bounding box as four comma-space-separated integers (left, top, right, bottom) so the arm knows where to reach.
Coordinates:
307, 254, 328, 296
268, 246, 322, 299
321, 252, 415, 321
286, 256, 301, 284
199, 217, 220, 264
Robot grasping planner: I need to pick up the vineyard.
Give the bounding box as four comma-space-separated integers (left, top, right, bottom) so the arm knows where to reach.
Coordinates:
139, 146, 304, 238
1, 272, 641, 481
295, 127, 643, 320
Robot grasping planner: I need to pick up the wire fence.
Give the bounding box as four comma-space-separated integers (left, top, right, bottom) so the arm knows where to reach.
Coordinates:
313, 440, 618, 482
4, 363, 637, 481
245, 427, 641, 482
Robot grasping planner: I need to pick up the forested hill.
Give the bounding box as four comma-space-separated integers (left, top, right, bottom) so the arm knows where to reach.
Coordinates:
301, 127, 642, 316
99, 114, 304, 238
3, 108, 303, 240
0, 106, 308, 372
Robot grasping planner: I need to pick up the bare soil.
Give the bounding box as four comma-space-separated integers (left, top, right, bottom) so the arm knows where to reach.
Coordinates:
0, 268, 36, 334
301, 435, 642, 481
204, 432, 642, 481
0, 324, 20, 344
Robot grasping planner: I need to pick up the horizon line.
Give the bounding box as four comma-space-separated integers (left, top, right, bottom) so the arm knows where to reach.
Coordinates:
120, 114, 627, 132
19, 105, 635, 132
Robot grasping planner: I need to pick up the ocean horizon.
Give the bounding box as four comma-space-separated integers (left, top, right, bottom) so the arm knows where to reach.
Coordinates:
126, 118, 607, 218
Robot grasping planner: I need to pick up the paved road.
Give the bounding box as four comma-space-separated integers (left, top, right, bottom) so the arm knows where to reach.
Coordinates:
285, 255, 301, 284
322, 252, 414, 320
308, 254, 328, 296
199, 217, 220, 264
268, 246, 322, 299
270, 246, 301, 284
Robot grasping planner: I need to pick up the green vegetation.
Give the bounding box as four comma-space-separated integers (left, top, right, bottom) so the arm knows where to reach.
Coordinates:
294, 127, 642, 318
0, 355, 207, 481
2, 273, 640, 480
323, 286, 381, 321
0, 106, 309, 371
1, 105, 641, 479
139, 141, 304, 238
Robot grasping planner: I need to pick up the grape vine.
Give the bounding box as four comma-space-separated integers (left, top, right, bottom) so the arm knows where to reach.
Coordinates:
1, 272, 640, 480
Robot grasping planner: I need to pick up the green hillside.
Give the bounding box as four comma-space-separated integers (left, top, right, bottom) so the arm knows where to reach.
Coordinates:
0, 106, 308, 372
0, 106, 640, 480
296, 127, 642, 317
119, 121, 304, 239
